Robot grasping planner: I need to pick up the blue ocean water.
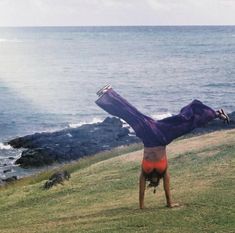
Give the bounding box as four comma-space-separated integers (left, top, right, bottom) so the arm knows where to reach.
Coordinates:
0, 26, 235, 178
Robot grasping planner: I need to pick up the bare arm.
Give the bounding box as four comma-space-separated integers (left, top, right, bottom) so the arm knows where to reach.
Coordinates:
139, 172, 146, 209
163, 169, 179, 208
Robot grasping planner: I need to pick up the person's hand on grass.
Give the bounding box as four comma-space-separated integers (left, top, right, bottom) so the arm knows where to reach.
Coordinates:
167, 203, 180, 208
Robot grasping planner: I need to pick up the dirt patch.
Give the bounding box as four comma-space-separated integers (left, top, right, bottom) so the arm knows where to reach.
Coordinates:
196, 149, 220, 158
117, 150, 143, 163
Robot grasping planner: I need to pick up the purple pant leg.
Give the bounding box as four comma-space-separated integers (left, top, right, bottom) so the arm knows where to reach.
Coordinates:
157, 99, 217, 144
95, 89, 166, 146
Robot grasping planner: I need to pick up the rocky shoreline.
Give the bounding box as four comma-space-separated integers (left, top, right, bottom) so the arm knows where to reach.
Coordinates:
8, 117, 140, 168
5, 112, 235, 169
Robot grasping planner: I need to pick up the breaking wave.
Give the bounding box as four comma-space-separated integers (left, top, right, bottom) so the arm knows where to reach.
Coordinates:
0, 38, 22, 43
0, 142, 12, 150
69, 117, 103, 128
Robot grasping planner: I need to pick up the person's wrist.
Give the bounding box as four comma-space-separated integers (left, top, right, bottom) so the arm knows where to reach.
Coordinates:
166, 199, 173, 207
167, 203, 172, 208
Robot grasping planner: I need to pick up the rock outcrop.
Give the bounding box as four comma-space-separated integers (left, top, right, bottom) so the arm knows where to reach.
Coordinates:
43, 170, 71, 189
8, 117, 140, 167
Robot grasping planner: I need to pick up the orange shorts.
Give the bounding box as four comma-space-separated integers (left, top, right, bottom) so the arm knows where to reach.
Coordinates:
142, 157, 168, 174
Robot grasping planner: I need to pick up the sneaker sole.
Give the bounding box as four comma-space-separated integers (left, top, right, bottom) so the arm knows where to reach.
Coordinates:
96, 84, 112, 96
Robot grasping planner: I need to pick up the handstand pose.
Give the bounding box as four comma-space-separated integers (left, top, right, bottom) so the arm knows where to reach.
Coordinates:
95, 85, 229, 209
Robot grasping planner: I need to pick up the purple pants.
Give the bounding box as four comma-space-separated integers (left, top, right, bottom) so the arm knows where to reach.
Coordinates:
95, 88, 217, 147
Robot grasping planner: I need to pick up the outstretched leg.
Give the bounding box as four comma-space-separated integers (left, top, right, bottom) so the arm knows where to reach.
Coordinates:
96, 86, 226, 147
155, 100, 218, 144
95, 87, 165, 146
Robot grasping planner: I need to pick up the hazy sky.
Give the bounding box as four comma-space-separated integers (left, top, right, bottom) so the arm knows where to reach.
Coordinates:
0, 0, 235, 26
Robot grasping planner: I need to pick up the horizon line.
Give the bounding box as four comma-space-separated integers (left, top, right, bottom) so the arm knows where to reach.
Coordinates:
0, 24, 235, 28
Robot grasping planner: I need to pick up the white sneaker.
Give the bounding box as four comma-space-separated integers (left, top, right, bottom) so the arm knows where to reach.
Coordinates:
96, 84, 112, 97
217, 109, 230, 124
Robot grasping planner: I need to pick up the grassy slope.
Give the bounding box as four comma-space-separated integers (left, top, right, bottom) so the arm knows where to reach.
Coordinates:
0, 130, 234, 233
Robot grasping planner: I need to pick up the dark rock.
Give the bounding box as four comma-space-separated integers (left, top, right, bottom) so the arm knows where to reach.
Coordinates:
43, 170, 71, 189
2, 176, 17, 183
49, 170, 70, 181
15, 148, 56, 168
229, 111, 235, 122
3, 169, 12, 174
0, 179, 5, 186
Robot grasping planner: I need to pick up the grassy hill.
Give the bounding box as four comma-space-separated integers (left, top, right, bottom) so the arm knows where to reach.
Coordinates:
0, 130, 235, 233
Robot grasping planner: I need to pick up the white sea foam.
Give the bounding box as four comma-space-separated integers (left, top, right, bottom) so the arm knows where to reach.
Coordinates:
69, 117, 103, 128
0, 143, 12, 150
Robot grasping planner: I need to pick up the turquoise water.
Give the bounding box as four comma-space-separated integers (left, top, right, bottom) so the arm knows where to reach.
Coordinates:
0, 26, 235, 177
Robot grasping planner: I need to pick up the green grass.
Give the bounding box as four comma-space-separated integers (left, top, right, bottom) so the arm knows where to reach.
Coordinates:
0, 131, 234, 233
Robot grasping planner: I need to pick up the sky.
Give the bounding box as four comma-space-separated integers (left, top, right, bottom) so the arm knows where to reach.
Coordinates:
0, 0, 235, 26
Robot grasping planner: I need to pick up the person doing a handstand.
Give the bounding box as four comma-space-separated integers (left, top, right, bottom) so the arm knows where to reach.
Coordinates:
95, 85, 229, 209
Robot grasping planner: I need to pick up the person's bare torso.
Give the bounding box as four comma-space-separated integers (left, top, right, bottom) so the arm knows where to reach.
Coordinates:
143, 146, 167, 161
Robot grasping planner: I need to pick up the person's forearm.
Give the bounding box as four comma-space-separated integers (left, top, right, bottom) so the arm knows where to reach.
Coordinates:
139, 191, 144, 209
164, 185, 172, 206
139, 174, 146, 209
164, 172, 180, 208
165, 190, 172, 207
163, 171, 173, 207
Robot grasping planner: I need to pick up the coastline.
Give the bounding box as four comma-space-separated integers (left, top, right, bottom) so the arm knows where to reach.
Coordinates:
0, 111, 234, 185
0, 117, 140, 183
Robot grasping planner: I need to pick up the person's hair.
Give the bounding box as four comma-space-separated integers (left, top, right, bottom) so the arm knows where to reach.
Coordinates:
143, 169, 165, 193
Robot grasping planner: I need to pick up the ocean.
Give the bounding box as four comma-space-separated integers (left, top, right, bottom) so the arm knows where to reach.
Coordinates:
0, 26, 234, 178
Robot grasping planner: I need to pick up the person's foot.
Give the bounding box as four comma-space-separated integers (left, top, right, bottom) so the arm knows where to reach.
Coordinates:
96, 84, 112, 97
216, 109, 230, 124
